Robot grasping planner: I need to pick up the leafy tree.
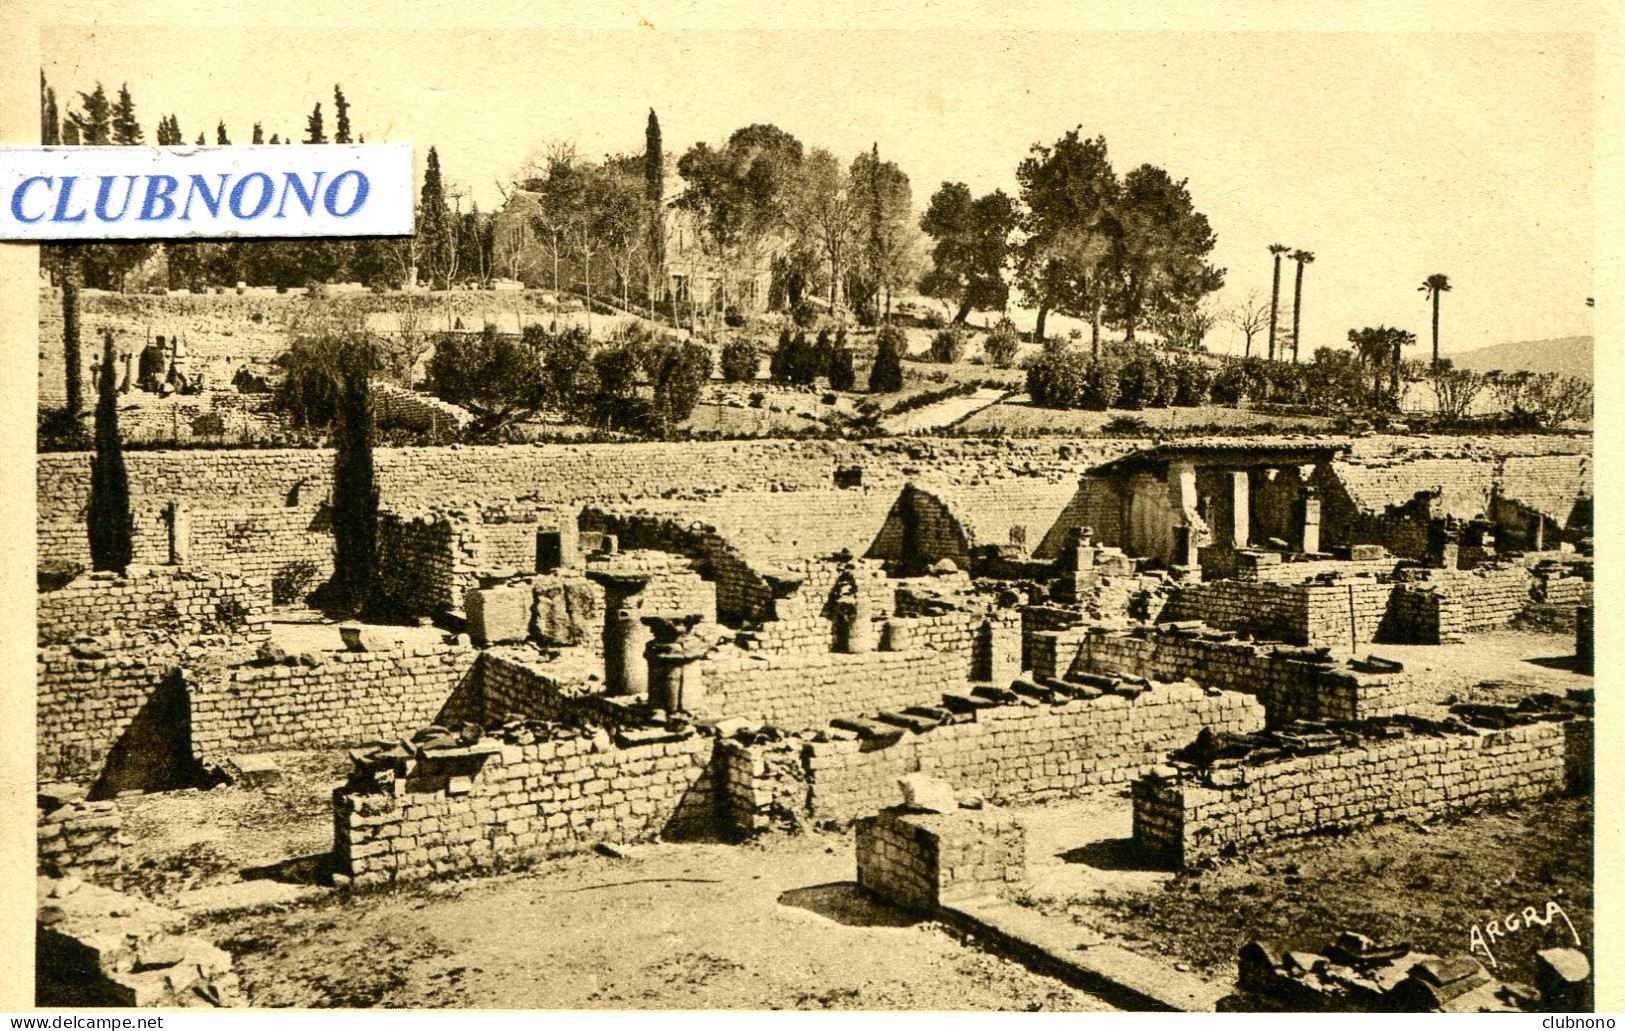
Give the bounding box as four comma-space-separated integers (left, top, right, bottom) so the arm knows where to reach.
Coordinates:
1107, 164, 1224, 342
641, 339, 713, 435
918, 182, 1016, 324
1302, 347, 1367, 412
869, 324, 905, 392
426, 324, 546, 421
1420, 273, 1452, 366
1014, 130, 1119, 345
1524, 373, 1592, 429
849, 143, 915, 321
110, 84, 142, 145
984, 317, 1021, 367
788, 148, 854, 309
1348, 326, 1416, 409
304, 103, 326, 144
333, 84, 352, 143
677, 124, 804, 309
87, 330, 132, 573
1428, 362, 1484, 421
720, 339, 759, 382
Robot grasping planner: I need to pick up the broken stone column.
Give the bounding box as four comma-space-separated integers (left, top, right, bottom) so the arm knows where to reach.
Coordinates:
1230, 471, 1250, 548
645, 618, 708, 713
1300, 490, 1322, 555
606, 608, 651, 697
831, 590, 873, 654
165, 502, 191, 566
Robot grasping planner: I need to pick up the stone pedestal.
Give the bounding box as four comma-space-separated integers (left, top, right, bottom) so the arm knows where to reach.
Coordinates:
855, 806, 1027, 911
606, 609, 651, 697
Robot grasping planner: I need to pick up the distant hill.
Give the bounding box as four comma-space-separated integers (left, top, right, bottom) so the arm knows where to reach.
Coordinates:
1448, 336, 1593, 380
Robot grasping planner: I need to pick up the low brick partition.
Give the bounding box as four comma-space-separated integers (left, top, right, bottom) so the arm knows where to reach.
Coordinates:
38, 568, 270, 647
190, 642, 479, 756
38, 801, 123, 883
692, 645, 972, 731
720, 683, 1266, 830
334, 722, 715, 886
1133, 714, 1583, 867
856, 806, 1026, 911
1033, 624, 1432, 727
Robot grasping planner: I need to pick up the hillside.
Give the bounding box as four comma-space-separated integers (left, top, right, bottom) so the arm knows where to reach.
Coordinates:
1448, 335, 1593, 380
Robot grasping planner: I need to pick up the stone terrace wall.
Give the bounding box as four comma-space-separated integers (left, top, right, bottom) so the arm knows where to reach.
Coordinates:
1158, 579, 1396, 647
1032, 625, 1434, 726
38, 801, 124, 884
1134, 720, 1574, 867
694, 645, 970, 731
334, 728, 714, 886
38, 505, 332, 587
724, 685, 1266, 828
190, 643, 478, 756
374, 382, 473, 433
38, 569, 270, 647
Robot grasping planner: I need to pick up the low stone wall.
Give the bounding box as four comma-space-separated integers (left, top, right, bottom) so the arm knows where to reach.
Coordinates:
1133, 719, 1577, 867
693, 645, 971, 731
334, 726, 715, 886
1032, 625, 1433, 726
374, 381, 473, 433
38, 801, 123, 883
722, 684, 1266, 829
38, 568, 270, 647
190, 643, 479, 756
1534, 570, 1591, 607
855, 806, 1026, 911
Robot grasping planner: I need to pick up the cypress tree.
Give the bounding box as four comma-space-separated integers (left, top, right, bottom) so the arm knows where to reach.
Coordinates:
868, 325, 905, 393
645, 109, 664, 302
111, 84, 142, 144
328, 334, 378, 615
216, 121, 230, 145
304, 103, 325, 144
62, 264, 83, 415
40, 72, 60, 145
333, 84, 351, 143
251, 122, 264, 145
88, 329, 132, 573
71, 83, 111, 145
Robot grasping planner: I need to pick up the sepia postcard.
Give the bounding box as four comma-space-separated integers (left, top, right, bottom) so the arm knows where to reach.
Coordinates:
5, 0, 1616, 1016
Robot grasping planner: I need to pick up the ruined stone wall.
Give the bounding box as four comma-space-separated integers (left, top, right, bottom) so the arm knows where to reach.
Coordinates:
334, 728, 714, 886
1133, 720, 1574, 866
374, 513, 460, 614
1034, 626, 1435, 726
38, 801, 123, 883
694, 645, 971, 731
1533, 570, 1591, 607
37, 569, 270, 647
37, 638, 186, 783
855, 807, 1026, 911
1157, 580, 1323, 645
1238, 557, 1399, 583
373, 382, 472, 433
189, 643, 479, 756
725, 685, 1266, 828
477, 648, 603, 723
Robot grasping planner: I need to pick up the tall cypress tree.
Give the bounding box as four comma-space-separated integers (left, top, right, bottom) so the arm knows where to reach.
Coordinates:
333, 84, 352, 143
62, 268, 83, 415
88, 329, 133, 573
645, 109, 665, 305
216, 121, 230, 145
328, 334, 378, 614
110, 84, 142, 144
304, 103, 325, 144
40, 72, 60, 145
71, 83, 111, 145
251, 122, 264, 145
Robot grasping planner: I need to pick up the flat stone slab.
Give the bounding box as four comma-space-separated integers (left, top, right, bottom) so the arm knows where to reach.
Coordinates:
173, 879, 323, 916
948, 898, 1228, 1012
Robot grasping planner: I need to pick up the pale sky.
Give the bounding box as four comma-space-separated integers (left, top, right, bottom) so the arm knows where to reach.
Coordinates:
41, 25, 1594, 356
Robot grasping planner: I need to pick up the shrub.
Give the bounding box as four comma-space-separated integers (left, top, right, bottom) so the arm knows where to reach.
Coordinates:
719, 339, 758, 383
1080, 355, 1122, 410
272, 560, 319, 605
1172, 358, 1213, 407
1026, 349, 1087, 408
791, 299, 820, 328
984, 318, 1021, 367
869, 324, 906, 393
827, 327, 856, 391
724, 306, 746, 328
920, 309, 947, 330
1103, 415, 1151, 436
1210, 364, 1247, 405
928, 326, 967, 364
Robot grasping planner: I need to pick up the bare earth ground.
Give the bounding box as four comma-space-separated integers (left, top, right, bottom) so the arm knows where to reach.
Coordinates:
188, 834, 1117, 1010
1017, 793, 1592, 995
956, 398, 1334, 435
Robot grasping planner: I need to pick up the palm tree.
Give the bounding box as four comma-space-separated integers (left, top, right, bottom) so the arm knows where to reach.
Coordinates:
1290, 250, 1314, 363
1420, 273, 1452, 366
1267, 244, 1291, 360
